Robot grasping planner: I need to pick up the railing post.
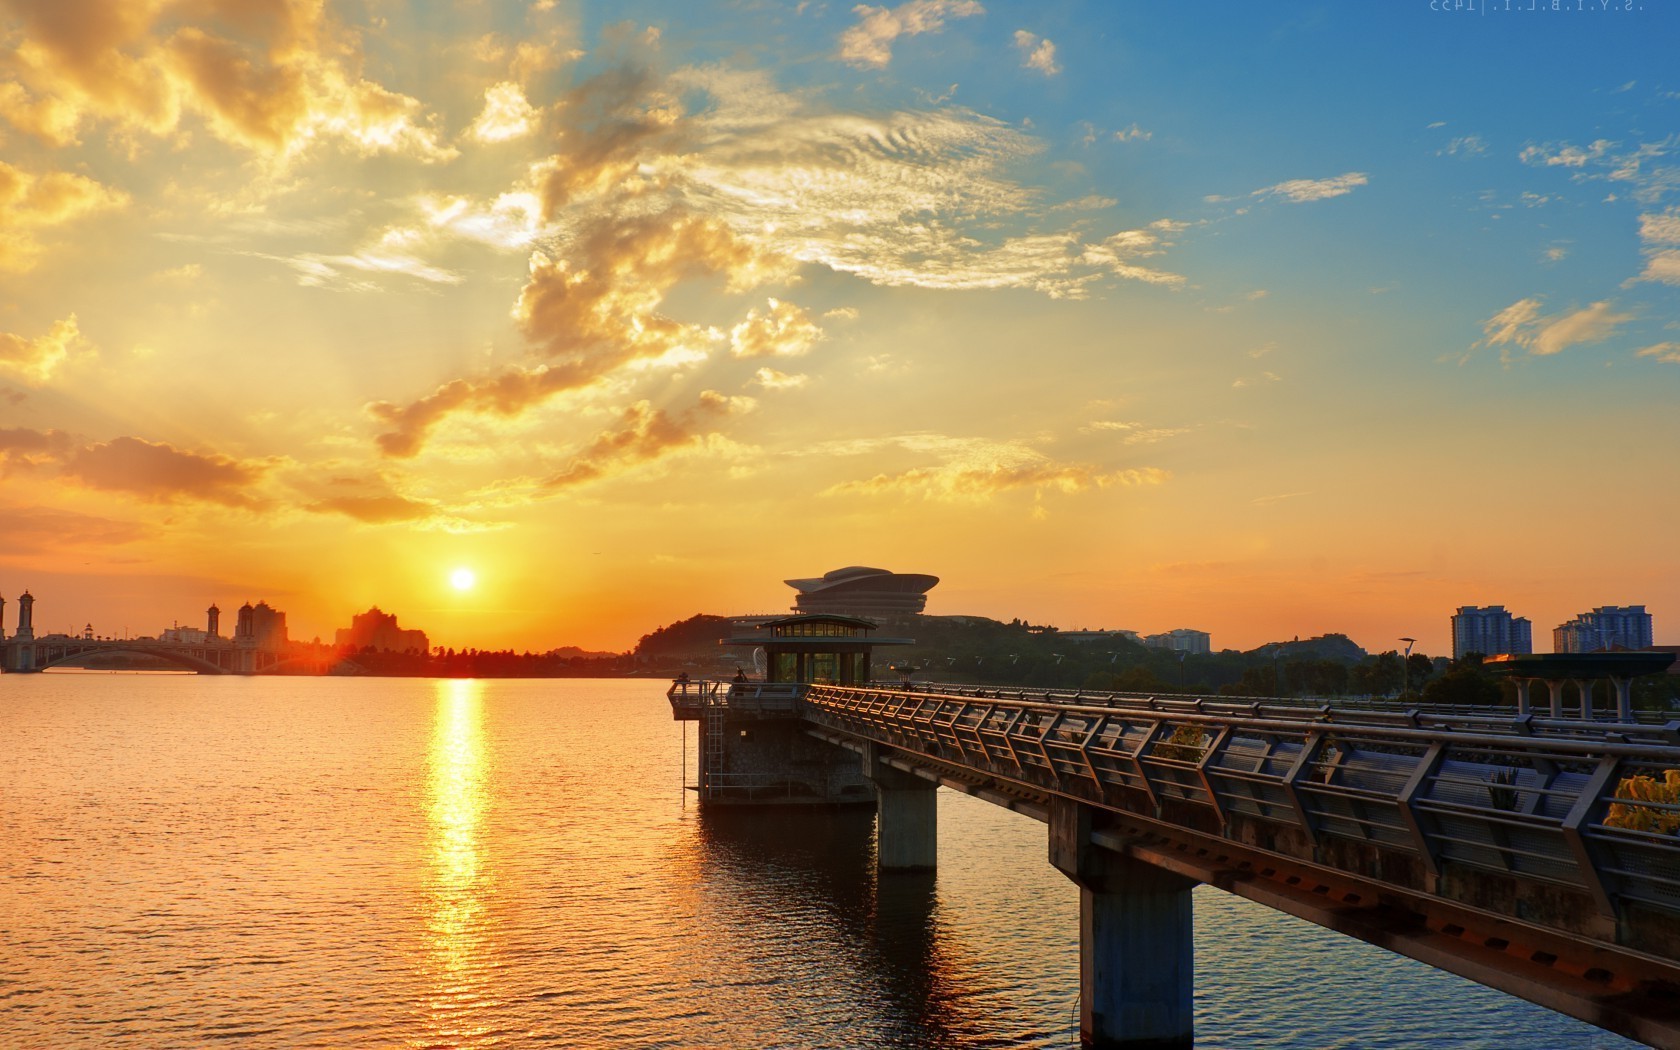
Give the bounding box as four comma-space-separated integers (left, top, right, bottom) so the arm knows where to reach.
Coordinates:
1050, 798, 1195, 1049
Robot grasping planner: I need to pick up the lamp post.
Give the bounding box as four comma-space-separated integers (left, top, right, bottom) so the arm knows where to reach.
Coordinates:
1400, 637, 1416, 698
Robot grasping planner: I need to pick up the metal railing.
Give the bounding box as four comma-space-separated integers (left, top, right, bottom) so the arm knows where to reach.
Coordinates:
801, 684, 1680, 923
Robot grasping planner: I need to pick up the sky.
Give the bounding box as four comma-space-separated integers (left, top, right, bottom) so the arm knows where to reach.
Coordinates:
1, 0, 1677, 656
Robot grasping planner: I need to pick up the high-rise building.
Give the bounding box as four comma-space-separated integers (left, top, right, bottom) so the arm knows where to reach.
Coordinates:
336, 607, 430, 653
1144, 629, 1211, 655
1450, 606, 1532, 661
233, 601, 288, 649
1553, 605, 1654, 653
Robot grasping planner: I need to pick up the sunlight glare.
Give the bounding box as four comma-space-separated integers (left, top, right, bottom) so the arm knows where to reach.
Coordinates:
450, 567, 476, 592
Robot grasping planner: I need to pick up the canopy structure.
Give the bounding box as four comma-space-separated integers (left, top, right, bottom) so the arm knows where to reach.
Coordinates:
1482, 651, 1675, 721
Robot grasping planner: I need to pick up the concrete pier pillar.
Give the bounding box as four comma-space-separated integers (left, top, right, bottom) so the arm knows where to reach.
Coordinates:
1547, 679, 1567, 718
861, 743, 937, 870
1513, 678, 1531, 715
1050, 799, 1195, 1049
1612, 676, 1634, 721
1572, 678, 1594, 721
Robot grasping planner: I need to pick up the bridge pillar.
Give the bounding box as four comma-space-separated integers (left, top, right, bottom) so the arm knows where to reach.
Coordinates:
1546, 679, 1567, 717
861, 743, 937, 870
1050, 798, 1195, 1050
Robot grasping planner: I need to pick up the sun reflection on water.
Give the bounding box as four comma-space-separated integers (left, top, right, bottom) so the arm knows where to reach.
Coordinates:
423, 678, 494, 1042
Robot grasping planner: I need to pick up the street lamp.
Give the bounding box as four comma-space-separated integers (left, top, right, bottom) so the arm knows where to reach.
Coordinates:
1400, 637, 1416, 698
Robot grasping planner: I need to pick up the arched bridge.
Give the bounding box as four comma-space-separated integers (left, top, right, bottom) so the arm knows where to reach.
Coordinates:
680, 678, 1680, 1048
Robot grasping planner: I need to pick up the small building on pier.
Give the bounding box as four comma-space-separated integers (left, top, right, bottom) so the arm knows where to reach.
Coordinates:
669, 613, 912, 805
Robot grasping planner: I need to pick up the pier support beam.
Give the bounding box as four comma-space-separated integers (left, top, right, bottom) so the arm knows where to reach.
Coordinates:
862, 743, 937, 870
1050, 799, 1195, 1049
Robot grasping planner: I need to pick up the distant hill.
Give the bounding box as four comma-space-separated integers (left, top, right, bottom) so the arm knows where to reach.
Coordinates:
1252, 633, 1367, 663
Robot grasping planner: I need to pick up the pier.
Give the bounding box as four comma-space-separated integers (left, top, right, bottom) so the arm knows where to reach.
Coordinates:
671, 627, 1680, 1048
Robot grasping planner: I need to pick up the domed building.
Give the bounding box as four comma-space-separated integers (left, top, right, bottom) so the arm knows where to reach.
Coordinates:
783, 566, 938, 621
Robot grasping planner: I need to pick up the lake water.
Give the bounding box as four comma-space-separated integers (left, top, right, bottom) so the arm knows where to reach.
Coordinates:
0, 674, 1640, 1048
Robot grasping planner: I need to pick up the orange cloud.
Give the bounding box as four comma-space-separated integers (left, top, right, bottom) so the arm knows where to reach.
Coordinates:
371, 211, 785, 457
545, 391, 753, 488
0, 164, 127, 272
0, 506, 148, 554
0, 0, 451, 160
0, 315, 90, 384
63, 436, 268, 506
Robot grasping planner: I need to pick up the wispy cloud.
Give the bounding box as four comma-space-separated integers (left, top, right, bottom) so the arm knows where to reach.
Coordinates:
1253, 172, 1368, 203
817, 434, 1168, 503
1474, 297, 1635, 360
1438, 134, 1487, 158
1636, 342, 1680, 364
838, 0, 984, 69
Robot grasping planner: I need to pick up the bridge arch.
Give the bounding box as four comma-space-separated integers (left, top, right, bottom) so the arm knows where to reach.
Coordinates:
34, 645, 231, 675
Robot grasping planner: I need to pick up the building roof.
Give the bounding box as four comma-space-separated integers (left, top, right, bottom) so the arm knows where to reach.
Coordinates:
783, 566, 939, 596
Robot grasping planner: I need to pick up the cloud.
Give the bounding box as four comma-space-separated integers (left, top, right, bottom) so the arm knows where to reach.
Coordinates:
469, 81, 540, 143
306, 494, 441, 524
730, 298, 823, 358
0, 0, 453, 162
1113, 123, 1151, 143
0, 507, 148, 554
0, 314, 90, 384
62, 436, 267, 506
0, 425, 74, 471
1079, 420, 1190, 445
371, 61, 1190, 458
838, 0, 984, 69
1253, 172, 1368, 203
1012, 30, 1060, 76
1635, 207, 1680, 286
545, 391, 754, 488
1636, 342, 1680, 364
818, 435, 1168, 502
1232, 371, 1280, 388
1438, 135, 1487, 157
1474, 297, 1634, 359
0, 162, 128, 272
753, 367, 809, 391
1515, 136, 1679, 205
1520, 139, 1614, 168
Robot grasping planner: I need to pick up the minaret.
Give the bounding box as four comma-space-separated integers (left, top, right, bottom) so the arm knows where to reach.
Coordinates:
0, 594, 7, 641
15, 591, 35, 642
207, 604, 221, 639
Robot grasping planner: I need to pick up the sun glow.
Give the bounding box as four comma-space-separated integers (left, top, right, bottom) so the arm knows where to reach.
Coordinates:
450, 567, 476, 592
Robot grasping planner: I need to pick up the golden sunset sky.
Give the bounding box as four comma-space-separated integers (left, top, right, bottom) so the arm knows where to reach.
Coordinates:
1, 0, 1676, 654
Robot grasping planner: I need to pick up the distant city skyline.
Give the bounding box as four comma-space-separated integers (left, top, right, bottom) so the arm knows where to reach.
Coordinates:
0, 3, 1675, 653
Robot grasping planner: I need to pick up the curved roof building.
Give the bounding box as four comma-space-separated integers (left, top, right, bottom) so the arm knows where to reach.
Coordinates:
784, 566, 938, 619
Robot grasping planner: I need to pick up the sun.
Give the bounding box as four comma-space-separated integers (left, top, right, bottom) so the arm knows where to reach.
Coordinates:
450, 567, 476, 592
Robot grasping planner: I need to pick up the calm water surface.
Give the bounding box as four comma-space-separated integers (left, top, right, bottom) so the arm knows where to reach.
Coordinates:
0, 675, 1638, 1048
